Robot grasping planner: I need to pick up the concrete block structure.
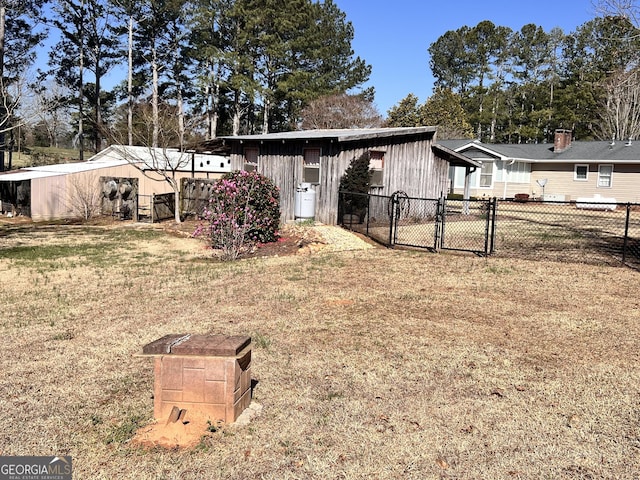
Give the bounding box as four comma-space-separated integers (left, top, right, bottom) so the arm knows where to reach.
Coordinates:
142, 334, 252, 423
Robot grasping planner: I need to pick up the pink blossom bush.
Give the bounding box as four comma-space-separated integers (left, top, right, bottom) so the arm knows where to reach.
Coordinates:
194, 170, 280, 260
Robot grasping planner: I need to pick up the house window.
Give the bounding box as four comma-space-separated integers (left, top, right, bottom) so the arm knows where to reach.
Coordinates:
598, 164, 613, 188
479, 161, 493, 188
369, 150, 385, 187
244, 147, 258, 172
303, 148, 321, 184
574, 164, 588, 181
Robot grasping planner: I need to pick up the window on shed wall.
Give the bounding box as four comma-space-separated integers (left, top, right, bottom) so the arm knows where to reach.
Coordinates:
243, 147, 259, 172
574, 164, 588, 181
598, 164, 613, 187
369, 150, 385, 187
303, 148, 321, 184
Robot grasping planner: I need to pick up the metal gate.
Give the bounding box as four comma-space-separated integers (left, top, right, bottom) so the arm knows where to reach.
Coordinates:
389, 192, 497, 255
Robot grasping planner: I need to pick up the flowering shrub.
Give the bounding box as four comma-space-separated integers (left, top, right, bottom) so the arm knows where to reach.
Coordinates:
194, 170, 280, 260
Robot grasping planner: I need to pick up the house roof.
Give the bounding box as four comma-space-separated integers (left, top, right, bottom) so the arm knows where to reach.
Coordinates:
439, 139, 640, 164
221, 127, 438, 143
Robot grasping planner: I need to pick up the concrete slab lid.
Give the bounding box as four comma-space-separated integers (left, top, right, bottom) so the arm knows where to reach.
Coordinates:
142, 334, 251, 356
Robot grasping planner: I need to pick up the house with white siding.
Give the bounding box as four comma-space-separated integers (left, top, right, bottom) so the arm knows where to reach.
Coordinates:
443, 130, 640, 204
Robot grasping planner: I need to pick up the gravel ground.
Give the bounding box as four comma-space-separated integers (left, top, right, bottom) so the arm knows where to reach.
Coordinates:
311, 224, 375, 252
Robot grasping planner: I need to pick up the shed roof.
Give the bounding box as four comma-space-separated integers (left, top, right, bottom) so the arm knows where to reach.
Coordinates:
94, 145, 230, 172
221, 127, 437, 143
432, 144, 481, 168
0, 145, 231, 183
0, 169, 61, 181
0, 157, 129, 182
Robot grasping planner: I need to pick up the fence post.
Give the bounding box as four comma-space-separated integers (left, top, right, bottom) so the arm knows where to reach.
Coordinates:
489, 197, 498, 254
623, 203, 631, 265
483, 198, 490, 255
388, 193, 396, 248
366, 193, 371, 236
433, 196, 444, 252
440, 195, 447, 251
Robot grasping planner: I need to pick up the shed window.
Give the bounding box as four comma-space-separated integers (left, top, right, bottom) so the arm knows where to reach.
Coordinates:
598, 164, 613, 188
244, 147, 258, 172
574, 164, 588, 181
369, 150, 385, 187
303, 148, 321, 184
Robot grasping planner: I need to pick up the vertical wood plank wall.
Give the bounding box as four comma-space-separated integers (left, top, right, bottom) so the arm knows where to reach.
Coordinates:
228, 133, 449, 225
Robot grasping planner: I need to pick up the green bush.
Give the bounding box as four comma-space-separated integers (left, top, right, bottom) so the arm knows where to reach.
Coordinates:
339, 152, 371, 221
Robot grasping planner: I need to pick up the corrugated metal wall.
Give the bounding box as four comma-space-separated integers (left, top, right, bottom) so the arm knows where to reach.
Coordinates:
26, 164, 225, 221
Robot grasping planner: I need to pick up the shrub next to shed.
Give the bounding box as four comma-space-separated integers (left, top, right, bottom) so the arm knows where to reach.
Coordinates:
195, 170, 280, 260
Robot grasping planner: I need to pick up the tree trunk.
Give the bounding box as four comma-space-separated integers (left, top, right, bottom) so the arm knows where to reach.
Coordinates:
206, 67, 219, 139
0, 3, 5, 171
262, 95, 269, 134
78, 4, 84, 162
177, 85, 184, 150
151, 44, 159, 148
128, 15, 133, 146
94, 52, 102, 153
232, 90, 241, 136
171, 177, 181, 224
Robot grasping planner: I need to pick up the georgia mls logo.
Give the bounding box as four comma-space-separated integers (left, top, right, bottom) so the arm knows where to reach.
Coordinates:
0, 456, 72, 480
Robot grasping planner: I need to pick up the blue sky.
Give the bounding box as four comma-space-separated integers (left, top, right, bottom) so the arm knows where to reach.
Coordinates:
334, 0, 597, 115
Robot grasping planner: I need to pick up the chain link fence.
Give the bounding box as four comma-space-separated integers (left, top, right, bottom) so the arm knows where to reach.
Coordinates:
493, 200, 640, 268
340, 191, 640, 269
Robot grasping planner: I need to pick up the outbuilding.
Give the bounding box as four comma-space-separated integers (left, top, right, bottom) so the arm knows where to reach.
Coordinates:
0, 145, 230, 221
222, 127, 480, 224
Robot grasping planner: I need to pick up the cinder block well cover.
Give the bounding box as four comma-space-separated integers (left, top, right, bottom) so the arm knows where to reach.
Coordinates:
142, 334, 251, 356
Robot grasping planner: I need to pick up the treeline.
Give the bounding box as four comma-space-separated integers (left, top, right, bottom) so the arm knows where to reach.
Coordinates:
1, 0, 371, 159
388, 16, 640, 143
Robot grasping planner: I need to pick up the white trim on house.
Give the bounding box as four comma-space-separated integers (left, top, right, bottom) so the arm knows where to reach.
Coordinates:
598, 164, 613, 188
574, 164, 589, 181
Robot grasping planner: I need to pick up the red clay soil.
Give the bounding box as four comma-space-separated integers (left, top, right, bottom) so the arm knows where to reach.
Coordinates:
132, 411, 214, 450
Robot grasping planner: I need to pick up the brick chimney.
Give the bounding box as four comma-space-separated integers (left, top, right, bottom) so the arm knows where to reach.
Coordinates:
554, 129, 572, 153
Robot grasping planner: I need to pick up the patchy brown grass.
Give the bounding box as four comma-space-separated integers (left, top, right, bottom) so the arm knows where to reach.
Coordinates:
0, 219, 639, 479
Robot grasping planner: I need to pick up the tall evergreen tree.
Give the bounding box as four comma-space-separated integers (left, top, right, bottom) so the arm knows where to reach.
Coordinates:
49, 0, 120, 157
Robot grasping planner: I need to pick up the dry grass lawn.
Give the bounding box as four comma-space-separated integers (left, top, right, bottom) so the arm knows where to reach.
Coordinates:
0, 218, 639, 479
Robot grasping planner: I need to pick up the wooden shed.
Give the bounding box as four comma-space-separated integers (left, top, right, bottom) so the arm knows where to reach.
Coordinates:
222, 127, 480, 224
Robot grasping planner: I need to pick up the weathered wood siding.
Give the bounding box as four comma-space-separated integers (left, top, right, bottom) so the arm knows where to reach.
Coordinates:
229, 132, 446, 224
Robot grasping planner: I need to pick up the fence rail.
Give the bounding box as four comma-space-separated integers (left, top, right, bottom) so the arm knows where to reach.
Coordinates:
340, 191, 640, 269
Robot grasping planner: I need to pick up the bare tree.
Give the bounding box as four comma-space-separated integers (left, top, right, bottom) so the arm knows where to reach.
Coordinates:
592, 1, 640, 139
598, 67, 640, 140
112, 145, 189, 224
300, 93, 383, 130
31, 82, 71, 148
594, 0, 640, 25
66, 173, 103, 219
106, 104, 196, 224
